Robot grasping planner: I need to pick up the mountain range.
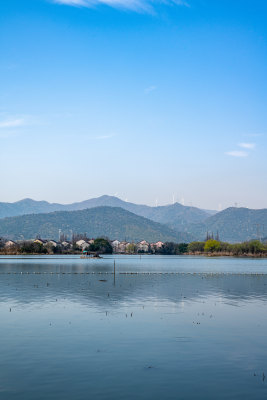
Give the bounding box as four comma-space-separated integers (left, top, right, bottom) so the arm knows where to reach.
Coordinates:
0, 195, 215, 230
0, 206, 192, 243
0, 196, 265, 243
186, 207, 267, 243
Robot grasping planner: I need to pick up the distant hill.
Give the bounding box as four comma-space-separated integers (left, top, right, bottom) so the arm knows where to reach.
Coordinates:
2, 197, 266, 243
0, 196, 215, 231
0, 198, 63, 218
187, 207, 267, 243
140, 202, 210, 230
0, 206, 193, 243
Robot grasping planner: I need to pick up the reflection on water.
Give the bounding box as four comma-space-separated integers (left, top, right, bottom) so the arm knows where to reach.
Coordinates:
0, 255, 267, 399
1, 254, 267, 274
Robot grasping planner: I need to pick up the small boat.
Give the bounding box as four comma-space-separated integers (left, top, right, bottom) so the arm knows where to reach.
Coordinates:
80, 251, 102, 259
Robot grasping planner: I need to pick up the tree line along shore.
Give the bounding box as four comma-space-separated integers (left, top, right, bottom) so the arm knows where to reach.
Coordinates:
0, 236, 267, 257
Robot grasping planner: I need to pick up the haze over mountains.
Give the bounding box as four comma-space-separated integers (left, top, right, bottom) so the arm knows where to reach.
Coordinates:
0, 195, 215, 227
0, 207, 192, 243
186, 207, 267, 243
0, 196, 266, 243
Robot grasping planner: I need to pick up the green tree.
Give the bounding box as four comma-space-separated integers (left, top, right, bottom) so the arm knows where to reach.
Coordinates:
177, 243, 188, 254
126, 243, 136, 254
204, 240, 221, 253
247, 240, 265, 254
188, 241, 205, 253
161, 242, 175, 255
89, 238, 113, 254
20, 241, 47, 254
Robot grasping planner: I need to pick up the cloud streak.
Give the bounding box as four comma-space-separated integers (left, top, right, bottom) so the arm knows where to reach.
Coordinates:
238, 142, 255, 149
53, 0, 188, 12
226, 150, 248, 158
226, 140, 257, 157
0, 118, 26, 129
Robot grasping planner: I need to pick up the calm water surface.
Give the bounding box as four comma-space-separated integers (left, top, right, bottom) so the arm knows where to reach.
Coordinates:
0, 255, 267, 399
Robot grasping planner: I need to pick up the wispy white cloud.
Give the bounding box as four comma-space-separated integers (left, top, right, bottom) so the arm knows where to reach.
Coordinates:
0, 116, 38, 139
238, 142, 255, 149
226, 150, 248, 158
52, 0, 188, 12
55, 0, 87, 5
144, 85, 157, 94
95, 133, 115, 140
0, 118, 26, 129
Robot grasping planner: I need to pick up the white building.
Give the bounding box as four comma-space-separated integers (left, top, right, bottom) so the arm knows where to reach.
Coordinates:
76, 239, 87, 248
111, 240, 120, 252
136, 240, 149, 252
4, 240, 17, 248
61, 241, 71, 247
45, 240, 58, 248
118, 242, 127, 253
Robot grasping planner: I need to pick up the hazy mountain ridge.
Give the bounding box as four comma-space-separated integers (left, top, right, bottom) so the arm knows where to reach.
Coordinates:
0, 196, 215, 231
0, 206, 193, 243
0, 198, 64, 218
0, 195, 216, 232
1, 197, 266, 243
187, 207, 267, 243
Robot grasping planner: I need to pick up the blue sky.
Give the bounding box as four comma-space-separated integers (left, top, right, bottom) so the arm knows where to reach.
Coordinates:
0, 0, 266, 209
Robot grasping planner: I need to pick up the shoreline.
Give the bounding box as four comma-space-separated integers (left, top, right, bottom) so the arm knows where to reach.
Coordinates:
0, 252, 267, 258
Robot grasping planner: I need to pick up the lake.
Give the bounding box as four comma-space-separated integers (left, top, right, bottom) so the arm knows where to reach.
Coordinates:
0, 255, 267, 399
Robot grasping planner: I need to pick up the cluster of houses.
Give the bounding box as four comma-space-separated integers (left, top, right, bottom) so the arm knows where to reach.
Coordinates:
111, 240, 164, 253
2, 238, 64, 249
2, 238, 165, 254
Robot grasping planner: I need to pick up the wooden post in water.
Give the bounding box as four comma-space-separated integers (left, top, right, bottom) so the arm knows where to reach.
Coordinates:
113, 259, 116, 286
